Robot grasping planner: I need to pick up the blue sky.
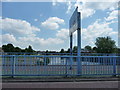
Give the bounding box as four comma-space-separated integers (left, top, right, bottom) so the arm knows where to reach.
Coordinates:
1, 1, 119, 51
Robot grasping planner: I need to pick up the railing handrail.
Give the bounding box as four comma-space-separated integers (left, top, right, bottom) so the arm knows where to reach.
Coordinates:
0, 52, 118, 55
0, 55, 119, 58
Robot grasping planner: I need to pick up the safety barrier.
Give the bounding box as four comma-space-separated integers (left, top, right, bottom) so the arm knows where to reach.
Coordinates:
1, 55, 120, 77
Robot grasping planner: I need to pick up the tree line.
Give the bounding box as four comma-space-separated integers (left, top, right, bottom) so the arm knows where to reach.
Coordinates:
60, 36, 118, 53
2, 36, 119, 54
2, 44, 34, 53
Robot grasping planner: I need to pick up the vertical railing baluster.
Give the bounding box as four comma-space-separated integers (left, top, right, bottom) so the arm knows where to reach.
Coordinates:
3, 55, 5, 75
65, 57, 67, 77
113, 57, 116, 77
44, 55, 46, 75
12, 55, 15, 78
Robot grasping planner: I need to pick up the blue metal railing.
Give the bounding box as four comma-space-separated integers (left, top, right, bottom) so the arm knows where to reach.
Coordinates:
0, 54, 120, 77
0, 52, 118, 56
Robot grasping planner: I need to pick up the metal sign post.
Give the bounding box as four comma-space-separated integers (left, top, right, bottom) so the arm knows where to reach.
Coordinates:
70, 34, 73, 70
77, 12, 81, 75
69, 7, 81, 75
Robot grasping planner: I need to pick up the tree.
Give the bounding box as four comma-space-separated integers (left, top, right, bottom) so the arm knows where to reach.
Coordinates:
25, 45, 34, 53
2, 43, 15, 52
66, 48, 70, 53
84, 45, 92, 52
14, 47, 21, 52
95, 36, 116, 53
73, 46, 77, 53
2, 44, 36, 54
46, 50, 49, 53
93, 47, 97, 52
118, 48, 120, 54
2, 45, 7, 52
27, 45, 34, 52
60, 49, 65, 53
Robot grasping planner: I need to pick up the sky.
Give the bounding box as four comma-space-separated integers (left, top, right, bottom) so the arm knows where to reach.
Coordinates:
0, 0, 119, 51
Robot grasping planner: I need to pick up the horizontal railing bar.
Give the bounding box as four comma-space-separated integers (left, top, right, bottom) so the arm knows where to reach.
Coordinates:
2, 73, 120, 76
0, 55, 119, 58
1, 54, 120, 77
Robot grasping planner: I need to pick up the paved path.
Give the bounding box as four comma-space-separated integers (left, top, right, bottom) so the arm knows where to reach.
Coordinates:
2, 81, 119, 88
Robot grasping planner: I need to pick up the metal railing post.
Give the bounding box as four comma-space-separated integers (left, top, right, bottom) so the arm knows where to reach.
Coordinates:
12, 55, 15, 78
113, 57, 116, 77
65, 58, 68, 77
77, 12, 81, 76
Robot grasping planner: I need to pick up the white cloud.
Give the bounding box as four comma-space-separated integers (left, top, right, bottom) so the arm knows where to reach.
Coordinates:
52, 0, 57, 6
79, 1, 118, 19
73, 1, 95, 19
81, 8, 95, 19
41, 17, 64, 30
56, 28, 69, 39
66, 1, 72, 14
15, 34, 65, 50
109, 6, 116, 11
1, 0, 12, 1
1, 18, 40, 37
109, 32, 118, 36
65, 1, 118, 19
85, 2, 117, 11
18, 36, 64, 46
1, 33, 65, 51
1, 17, 67, 50
34, 19, 38, 22
81, 20, 118, 47
1, 34, 16, 44
1, 18, 118, 50
52, 0, 65, 6
2, 0, 119, 2
105, 10, 118, 21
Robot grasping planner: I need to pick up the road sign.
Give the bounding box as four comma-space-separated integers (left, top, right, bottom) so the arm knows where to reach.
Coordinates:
69, 7, 81, 75
69, 7, 80, 36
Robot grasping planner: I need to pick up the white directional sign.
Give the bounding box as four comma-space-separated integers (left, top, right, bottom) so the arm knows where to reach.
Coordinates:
69, 7, 80, 36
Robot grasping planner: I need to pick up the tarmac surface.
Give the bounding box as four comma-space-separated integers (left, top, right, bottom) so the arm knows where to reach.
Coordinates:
1, 77, 120, 88
2, 81, 119, 88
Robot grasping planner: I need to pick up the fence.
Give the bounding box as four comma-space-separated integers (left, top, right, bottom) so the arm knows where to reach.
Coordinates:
0, 54, 120, 77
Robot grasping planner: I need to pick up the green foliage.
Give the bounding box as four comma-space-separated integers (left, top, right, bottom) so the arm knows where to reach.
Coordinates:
2, 43, 15, 52
25, 45, 34, 53
14, 47, 21, 52
118, 48, 120, 54
60, 49, 65, 53
2, 36, 118, 54
2, 45, 8, 52
46, 50, 49, 53
84, 45, 92, 52
73, 46, 77, 53
2, 43, 35, 53
93, 47, 97, 52
95, 36, 116, 53
66, 48, 70, 53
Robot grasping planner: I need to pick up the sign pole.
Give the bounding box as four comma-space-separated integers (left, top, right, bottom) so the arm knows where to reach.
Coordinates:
77, 12, 81, 75
70, 34, 73, 70
69, 7, 81, 74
